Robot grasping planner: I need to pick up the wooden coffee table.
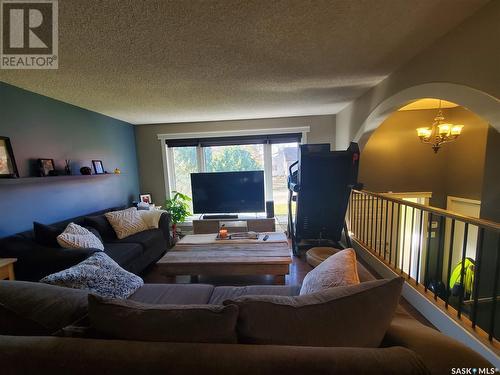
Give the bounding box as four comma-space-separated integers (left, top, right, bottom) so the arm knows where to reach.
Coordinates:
157, 232, 292, 284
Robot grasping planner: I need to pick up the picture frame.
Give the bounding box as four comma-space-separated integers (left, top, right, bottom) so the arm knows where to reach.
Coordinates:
0, 136, 19, 178
92, 160, 104, 174
37, 158, 56, 177
140, 194, 152, 204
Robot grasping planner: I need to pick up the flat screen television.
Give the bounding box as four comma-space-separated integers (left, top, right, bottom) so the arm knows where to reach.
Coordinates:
191, 171, 265, 214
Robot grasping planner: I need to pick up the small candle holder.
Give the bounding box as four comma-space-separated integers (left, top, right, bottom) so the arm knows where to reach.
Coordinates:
219, 225, 228, 239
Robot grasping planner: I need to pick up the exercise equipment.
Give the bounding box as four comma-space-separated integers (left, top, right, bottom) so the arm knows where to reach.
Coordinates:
288, 142, 361, 255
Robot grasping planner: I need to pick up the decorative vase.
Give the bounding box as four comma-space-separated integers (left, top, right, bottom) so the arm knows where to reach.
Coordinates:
64, 160, 71, 175
80, 166, 92, 175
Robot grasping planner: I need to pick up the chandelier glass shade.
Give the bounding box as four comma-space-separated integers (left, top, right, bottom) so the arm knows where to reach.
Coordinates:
416, 100, 464, 153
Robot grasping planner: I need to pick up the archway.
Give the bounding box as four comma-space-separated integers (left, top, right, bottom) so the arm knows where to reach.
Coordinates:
353, 82, 500, 150
358, 98, 490, 209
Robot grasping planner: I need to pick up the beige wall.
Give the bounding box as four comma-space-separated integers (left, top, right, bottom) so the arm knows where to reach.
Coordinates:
134, 115, 335, 203
359, 107, 489, 208
336, 1, 500, 150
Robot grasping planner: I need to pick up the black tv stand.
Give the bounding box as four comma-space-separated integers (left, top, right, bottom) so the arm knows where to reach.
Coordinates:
202, 214, 239, 220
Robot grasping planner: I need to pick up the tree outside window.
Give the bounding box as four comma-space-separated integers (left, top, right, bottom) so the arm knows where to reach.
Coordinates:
204, 145, 263, 172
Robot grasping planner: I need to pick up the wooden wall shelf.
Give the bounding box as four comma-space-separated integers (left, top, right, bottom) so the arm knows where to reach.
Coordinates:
0, 174, 119, 185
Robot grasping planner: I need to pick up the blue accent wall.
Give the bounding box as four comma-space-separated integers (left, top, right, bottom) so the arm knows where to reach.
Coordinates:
0, 82, 140, 237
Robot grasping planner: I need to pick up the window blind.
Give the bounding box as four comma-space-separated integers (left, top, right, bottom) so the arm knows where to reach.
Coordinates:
165, 133, 302, 147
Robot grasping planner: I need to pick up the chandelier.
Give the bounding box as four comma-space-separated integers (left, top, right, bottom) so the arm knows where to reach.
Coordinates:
416, 100, 464, 153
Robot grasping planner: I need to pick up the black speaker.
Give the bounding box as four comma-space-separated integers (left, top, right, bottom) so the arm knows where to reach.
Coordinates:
266, 201, 274, 218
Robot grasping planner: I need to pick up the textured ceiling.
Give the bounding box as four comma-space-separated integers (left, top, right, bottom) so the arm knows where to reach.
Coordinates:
0, 0, 489, 124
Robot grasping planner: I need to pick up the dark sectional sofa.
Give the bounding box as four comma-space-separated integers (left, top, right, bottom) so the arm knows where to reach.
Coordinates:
0, 207, 172, 281
0, 263, 492, 374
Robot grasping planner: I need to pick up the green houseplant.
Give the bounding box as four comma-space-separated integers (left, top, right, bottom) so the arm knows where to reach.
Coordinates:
163, 191, 192, 238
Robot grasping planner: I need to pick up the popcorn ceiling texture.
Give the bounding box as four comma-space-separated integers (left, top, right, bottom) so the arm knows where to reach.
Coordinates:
0, 0, 488, 124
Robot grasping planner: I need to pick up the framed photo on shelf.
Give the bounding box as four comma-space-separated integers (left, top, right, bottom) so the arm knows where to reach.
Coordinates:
140, 194, 152, 204
38, 158, 56, 177
0, 136, 19, 178
92, 160, 104, 174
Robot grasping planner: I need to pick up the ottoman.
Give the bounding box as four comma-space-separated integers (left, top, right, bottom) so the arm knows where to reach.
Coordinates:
305, 247, 340, 267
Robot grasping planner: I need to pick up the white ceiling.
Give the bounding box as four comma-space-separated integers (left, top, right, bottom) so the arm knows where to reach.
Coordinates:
0, 0, 488, 125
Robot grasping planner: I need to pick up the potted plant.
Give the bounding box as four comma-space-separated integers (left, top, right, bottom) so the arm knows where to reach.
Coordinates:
163, 191, 192, 239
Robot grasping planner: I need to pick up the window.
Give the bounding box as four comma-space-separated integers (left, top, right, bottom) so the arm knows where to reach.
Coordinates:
271, 143, 299, 216
163, 130, 305, 219
204, 145, 264, 172
171, 146, 197, 211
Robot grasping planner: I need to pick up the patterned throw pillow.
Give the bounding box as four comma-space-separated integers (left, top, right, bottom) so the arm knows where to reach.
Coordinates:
300, 248, 360, 295
57, 222, 104, 251
138, 209, 166, 229
40, 252, 144, 299
105, 207, 149, 239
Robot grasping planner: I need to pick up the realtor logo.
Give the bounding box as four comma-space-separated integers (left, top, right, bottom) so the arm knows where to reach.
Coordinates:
1, 0, 58, 69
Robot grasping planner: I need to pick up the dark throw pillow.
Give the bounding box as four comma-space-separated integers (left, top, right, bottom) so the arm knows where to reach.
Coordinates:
88, 294, 238, 343
85, 226, 103, 243
224, 277, 404, 348
33, 221, 62, 247
83, 215, 117, 242
0, 280, 88, 335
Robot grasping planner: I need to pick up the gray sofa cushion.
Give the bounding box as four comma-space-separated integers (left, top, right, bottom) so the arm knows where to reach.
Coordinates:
89, 294, 238, 343
33, 222, 62, 247
129, 284, 215, 305
0, 280, 88, 335
357, 262, 377, 282
40, 252, 144, 299
209, 285, 301, 305
113, 229, 165, 251
104, 242, 143, 265
84, 214, 117, 242
224, 278, 403, 348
